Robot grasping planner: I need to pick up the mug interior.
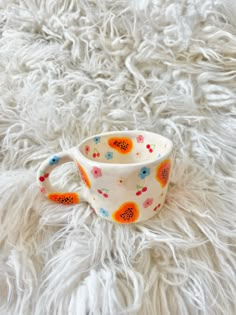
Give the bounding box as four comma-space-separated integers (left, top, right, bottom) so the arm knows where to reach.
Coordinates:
79, 131, 172, 164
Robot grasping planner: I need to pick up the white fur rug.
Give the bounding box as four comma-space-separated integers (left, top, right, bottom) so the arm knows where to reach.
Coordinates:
0, 0, 236, 314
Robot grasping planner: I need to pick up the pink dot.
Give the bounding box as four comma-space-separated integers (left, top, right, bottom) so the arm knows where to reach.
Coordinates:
97, 189, 103, 194
103, 193, 108, 198
40, 187, 46, 194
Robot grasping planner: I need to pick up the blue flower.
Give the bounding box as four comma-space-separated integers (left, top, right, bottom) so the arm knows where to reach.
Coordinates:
49, 155, 60, 165
94, 136, 101, 144
105, 151, 113, 160
138, 167, 150, 179
99, 208, 109, 217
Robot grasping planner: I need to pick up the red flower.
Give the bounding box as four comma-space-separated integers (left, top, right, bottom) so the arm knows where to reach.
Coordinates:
40, 187, 46, 194
91, 166, 102, 178
136, 135, 144, 143
85, 145, 90, 155
143, 198, 153, 208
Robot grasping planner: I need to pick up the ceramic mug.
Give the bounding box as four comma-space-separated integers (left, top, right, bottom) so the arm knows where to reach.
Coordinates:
37, 130, 174, 223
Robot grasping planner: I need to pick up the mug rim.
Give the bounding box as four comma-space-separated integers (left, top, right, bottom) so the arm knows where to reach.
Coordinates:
75, 130, 174, 168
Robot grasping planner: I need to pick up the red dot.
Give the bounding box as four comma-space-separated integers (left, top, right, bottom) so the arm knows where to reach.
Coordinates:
44, 173, 49, 178
103, 193, 108, 198
142, 187, 147, 192
154, 204, 161, 211
39, 176, 45, 182
97, 189, 103, 194
149, 149, 153, 153
136, 191, 142, 196
146, 144, 150, 149
93, 153, 96, 158
97, 153, 100, 157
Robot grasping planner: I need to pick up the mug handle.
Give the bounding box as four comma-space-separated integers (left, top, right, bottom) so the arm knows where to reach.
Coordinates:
37, 152, 85, 205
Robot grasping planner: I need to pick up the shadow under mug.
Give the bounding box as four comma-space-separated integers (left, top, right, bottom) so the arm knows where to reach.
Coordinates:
37, 130, 174, 224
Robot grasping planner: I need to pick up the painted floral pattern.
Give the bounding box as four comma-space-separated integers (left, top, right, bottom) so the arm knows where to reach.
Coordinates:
136, 135, 144, 143
138, 167, 150, 179
105, 151, 113, 160
39, 187, 46, 194
99, 208, 109, 217
91, 166, 102, 178
94, 136, 101, 144
143, 198, 153, 208
41, 134, 171, 224
85, 145, 90, 155
49, 155, 60, 165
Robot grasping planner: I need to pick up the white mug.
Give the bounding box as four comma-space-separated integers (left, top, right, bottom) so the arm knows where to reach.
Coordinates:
37, 130, 174, 224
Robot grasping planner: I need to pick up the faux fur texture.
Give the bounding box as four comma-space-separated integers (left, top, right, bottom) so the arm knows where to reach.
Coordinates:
0, 0, 236, 314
